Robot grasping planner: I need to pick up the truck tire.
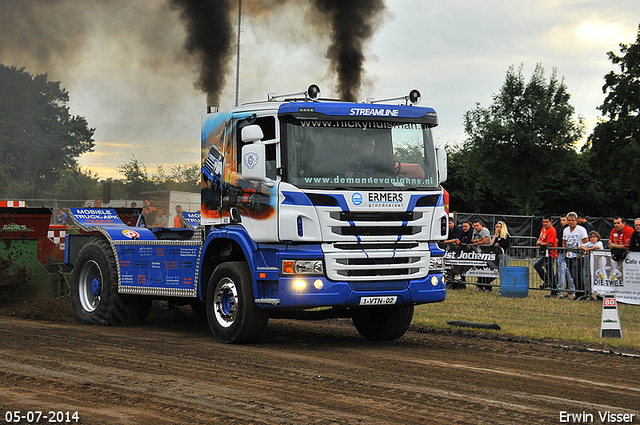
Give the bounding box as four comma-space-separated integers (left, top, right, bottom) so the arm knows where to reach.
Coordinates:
206, 262, 268, 344
71, 238, 152, 326
351, 305, 414, 341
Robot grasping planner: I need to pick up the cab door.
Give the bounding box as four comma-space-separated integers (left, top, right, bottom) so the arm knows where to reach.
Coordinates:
230, 113, 279, 242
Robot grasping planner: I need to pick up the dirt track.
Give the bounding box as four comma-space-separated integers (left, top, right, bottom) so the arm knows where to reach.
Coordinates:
1, 299, 639, 425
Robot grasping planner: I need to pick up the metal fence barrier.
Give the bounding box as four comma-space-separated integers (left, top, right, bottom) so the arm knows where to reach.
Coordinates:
448, 245, 600, 300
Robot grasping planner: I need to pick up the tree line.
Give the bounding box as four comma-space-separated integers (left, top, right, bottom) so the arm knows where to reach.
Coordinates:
0, 65, 199, 201
1, 25, 638, 213
447, 25, 640, 218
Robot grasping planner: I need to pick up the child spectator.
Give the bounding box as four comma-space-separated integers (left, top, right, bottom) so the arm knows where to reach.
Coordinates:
570, 231, 604, 300
580, 231, 603, 254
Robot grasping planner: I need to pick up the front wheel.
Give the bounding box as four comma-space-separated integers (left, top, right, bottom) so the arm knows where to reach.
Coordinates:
352, 305, 414, 341
206, 262, 268, 343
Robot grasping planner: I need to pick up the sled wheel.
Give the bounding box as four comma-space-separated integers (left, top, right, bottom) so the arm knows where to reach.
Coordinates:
71, 238, 151, 326
206, 262, 268, 344
352, 305, 414, 341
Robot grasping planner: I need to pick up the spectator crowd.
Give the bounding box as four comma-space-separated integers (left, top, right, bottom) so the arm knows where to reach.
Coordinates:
443, 212, 640, 300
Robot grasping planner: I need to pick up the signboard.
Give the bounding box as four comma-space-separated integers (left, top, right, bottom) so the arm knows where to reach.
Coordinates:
443, 244, 502, 278
591, 251, 640, 305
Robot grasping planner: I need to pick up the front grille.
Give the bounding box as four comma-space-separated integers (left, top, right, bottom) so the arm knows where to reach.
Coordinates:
333, 226, 419, 236
343, 268, 416, 277
337, 257, 418, 266
323, 243, 430, 282
335, 256, 421, 278
333, 242, 420, 250
327, 207, 425, 239
331, 211, 421, 222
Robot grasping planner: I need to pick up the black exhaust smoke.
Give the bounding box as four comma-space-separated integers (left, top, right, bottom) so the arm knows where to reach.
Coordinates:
169, 0, 234, 106
2, 1, 388, 106
312, 0, 386, 102
172, 0, 387, 104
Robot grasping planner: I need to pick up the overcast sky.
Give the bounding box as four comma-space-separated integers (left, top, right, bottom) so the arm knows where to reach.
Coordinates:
1, 0, 638, 179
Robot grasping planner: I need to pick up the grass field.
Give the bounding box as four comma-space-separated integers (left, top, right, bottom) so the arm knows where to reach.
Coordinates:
413, 286, 640, 350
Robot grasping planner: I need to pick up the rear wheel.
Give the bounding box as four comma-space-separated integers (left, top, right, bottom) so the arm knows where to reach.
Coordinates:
206, 262, 268, 344
71, 238, 151, 326
352, 305, 414, 341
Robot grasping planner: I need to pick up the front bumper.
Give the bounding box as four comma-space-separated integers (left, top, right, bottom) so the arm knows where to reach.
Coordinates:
255, 272, 446, 309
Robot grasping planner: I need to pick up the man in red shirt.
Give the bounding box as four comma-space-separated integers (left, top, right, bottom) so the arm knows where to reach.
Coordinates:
609, 216, 634, 261
534, 215, 558, 295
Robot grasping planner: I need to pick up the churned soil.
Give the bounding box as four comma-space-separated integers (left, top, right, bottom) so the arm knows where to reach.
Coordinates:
1, 297, 639, 424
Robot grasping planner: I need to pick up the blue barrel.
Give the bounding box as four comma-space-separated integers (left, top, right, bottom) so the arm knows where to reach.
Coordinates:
500, 266, 529, 298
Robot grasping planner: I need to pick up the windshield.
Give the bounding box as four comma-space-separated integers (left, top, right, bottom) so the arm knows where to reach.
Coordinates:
284, 119, 438, 189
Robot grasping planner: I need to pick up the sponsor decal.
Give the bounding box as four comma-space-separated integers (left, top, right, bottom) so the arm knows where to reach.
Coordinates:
367, 192, 404, 208
182, 212, 201, 227
122, 229, 140, 239
444, 251, 497, 261
369, 192, 403, 203
442, 244, 502, 278
302, 175, 432, 187
243, 152, 259, 169
72, 209, 121, 222
349, 108, 399, 117
2, 223, 32, 231
300, 120, 427, 130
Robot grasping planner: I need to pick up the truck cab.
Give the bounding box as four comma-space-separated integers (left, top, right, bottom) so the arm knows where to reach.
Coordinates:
198, 86, 448, 342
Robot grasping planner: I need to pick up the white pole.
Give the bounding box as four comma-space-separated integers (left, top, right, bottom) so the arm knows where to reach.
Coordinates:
234, 0, 242, 107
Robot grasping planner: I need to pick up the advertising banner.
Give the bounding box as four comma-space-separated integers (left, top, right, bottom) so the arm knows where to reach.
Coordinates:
70, 208, 156, 241
182, 211, 201, 228
443, 244, 502, 278
591, 251, 640, 305
70, 208, 123, 226
116, 245, 198, 290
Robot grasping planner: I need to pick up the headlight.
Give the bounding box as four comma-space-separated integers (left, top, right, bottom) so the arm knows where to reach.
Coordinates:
282, 260, 324, 276
429, 256, 445, 272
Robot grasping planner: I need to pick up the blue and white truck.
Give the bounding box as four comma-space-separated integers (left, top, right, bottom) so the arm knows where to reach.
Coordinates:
66, 86, 449, 343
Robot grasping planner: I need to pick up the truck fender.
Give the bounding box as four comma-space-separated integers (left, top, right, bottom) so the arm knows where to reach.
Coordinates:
198, 226, 259, 302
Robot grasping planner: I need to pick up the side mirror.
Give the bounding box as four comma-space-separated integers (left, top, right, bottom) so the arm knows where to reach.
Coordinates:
241, 125, 264, 143
241, 143, 273, 186
436, 147, 447, 184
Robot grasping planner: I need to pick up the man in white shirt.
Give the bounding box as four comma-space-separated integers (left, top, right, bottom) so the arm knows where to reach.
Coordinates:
563, 212, 588, 300
472, 220, 492, 292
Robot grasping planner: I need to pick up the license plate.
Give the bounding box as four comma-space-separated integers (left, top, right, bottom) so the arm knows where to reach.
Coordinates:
359, 296, 397, 306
